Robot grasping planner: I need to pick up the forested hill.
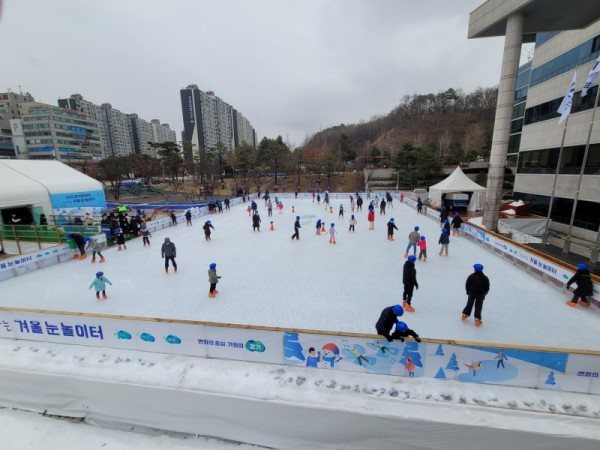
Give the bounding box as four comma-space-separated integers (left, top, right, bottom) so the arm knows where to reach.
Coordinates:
302, 87, 498, 164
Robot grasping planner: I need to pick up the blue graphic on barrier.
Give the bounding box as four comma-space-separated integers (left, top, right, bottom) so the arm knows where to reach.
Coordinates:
283, 332, 305, 361
458, 359, 518, 382
116, 330, 132, 340
165, 335, 181, 344
245, 340, 265, 352
140, 332, 155, 342
465, 345, 568, 373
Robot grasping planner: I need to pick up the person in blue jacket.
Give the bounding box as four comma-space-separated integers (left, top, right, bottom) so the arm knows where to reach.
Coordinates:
89, 271, 112, 300
438, 229, 450, 256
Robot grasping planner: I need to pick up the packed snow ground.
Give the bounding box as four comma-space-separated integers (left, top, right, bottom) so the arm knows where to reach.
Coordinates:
2, 196, 598, 351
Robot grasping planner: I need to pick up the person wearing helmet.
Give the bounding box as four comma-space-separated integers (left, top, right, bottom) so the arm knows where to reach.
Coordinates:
451, 213, 463, 237
392, 320, 421, 343
375, 304, 405, 342
418, 235, 427, 262
386, 217, 398, 241
84, 236, 106, 264
67, 232, 87, 260
291, 215, 301, 240
438, 228, 450, 256
379, 197, 386, 215
208, 263, 221, 298
404, 226, 420, 258
161, 237, 177, 273
89, 271, 112, 300
402, 255, 419, 312
566, 263, 593, 308
203, 220, 215, 241
348, 214, 357, 233
328, 223, 337, 244
462, 264, 490, 326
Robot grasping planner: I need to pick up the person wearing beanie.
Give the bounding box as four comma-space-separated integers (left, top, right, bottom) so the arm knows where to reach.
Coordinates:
404, 226, 420, 257
375, 304, 405, 342
208, 263, 221, 298
203, 220, 215, 240
291, 215, 301, 240
418, 235, 427, 262
328, 223, 337, 244
348, 214, 357, 232
402, 255, 419, 312
161, 237, 177, 273
451, 213, 463, 237
89, 271, 112, 300
566, 263, 593, 308
438, 228, 450, 256
462, 264, 490, 326
386, 218, 398, 241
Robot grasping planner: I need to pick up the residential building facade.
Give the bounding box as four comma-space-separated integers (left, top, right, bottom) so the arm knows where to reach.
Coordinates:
0, 91, 35, 158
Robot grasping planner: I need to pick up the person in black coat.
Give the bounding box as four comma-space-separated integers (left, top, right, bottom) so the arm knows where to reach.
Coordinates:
439, 207, 449, 227
566, 263, 594, 307
67, 232, 87, 259
438, 229, 450, 256
386, 218, 398, 241
403, 255, 419, 311
375, 304, 405, 341
462, 264, 490, 326
451, 213, 463, 237
291, 215, 301, 240
203, 220, 214, 241
356, 195, 363, 212
252, 211, 261, 232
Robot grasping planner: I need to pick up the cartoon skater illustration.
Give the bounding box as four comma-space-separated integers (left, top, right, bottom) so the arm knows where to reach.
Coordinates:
465, 361, 483, 377
496, 349, 507, 369
404, 355, 416, 377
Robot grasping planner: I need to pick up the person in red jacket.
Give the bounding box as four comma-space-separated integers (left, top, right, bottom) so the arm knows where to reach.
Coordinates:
367, 209, 375, 230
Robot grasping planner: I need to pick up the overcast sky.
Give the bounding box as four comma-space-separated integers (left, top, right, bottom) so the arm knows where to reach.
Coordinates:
1, 0, 515, 147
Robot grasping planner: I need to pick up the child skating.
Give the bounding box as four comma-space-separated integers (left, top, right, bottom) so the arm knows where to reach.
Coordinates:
349, 214, 356, 232
328, 223, 337, 244
141, 225, 152, 246
84, 236, 106, 263
203, 220, 214, 241
418, 235, 427, 261
208, 262, 221, 298
386, 218, 398, 241
316, 219, 322, 236
291, 215, 301, 240
89, 271, 112, 300
115, 228, 126, 251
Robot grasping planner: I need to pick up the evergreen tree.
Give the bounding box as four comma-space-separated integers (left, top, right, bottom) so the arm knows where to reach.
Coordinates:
446, 353, 459, 371
434, 367, 446, 379
435, 344, 444, 356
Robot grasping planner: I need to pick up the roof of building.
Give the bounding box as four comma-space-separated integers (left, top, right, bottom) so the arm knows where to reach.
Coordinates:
469, 0, 600, 40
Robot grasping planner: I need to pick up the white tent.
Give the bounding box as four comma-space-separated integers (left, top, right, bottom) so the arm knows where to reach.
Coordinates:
428, 166, 487, 212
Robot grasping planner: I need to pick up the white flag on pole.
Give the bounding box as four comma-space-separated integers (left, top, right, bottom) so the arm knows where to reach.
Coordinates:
581, 56, 600, 97
557, 72, 576, 124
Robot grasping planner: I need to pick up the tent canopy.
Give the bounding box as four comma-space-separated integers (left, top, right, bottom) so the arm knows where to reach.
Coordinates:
429, 166, 486, 211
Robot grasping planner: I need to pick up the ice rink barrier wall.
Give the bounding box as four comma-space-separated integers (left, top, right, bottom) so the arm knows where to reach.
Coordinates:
0, 307, 598, 395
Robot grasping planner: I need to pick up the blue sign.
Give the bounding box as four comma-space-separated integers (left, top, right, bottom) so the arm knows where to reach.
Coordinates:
50, 190, 106, 209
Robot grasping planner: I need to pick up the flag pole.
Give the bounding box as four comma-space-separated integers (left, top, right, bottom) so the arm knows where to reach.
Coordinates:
542, 115, 569, 245
562, 83, 600, 254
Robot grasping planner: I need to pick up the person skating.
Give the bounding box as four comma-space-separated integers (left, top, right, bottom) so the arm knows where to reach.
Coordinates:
393, 320, 421, 343
462, 264, 490, 327
161, 237, 177, 273
203, 220, 214, 240
84, 236, 106, 263
439, 207, 449, 227
185, 210, 192, 226
291, 215, 301, 240
208, 262, 221, 298
328, 223, 337, 244
141, 225, 152, 246
416, 197, 423, 214
438, 229, 450, 256
566, 263, 593, 307
418, 235, 427, 262
386, 218, 398, 241
356, 195, 363, 212
367, 208, 375, 230
315, 219, 322, 236
451, 213, 463, 237
267, 199, 273, 217
339, 204, 344, 218
402, 255, 419, 312
89, 271, 112, 300
115, 228, 127, 251
252, 211, 261, 232
380, 198, 386, 215
404, 226, 420, 257
170, 210, 178, 226
349, 214, 356, 232
67, 232, 87, 260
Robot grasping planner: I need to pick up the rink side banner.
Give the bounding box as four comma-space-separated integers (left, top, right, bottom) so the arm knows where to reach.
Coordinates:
283, 332, 600, 395
461, 222, 600, 298
0, 310, 282, 364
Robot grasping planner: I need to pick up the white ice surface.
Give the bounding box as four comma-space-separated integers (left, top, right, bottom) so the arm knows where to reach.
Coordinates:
1, 197, 597, 351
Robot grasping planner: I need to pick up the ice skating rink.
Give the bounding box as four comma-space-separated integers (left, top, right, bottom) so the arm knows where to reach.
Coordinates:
1, 196, 598, 351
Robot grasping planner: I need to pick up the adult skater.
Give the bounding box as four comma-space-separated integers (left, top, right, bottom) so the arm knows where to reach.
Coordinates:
170, 210, 178, 226
161, 237, 177, 274
375, 304, 404, 341
404, 226, 420, 258
185, 210, 192, 226
67, 232, 86, 260
416, 197, 423, 214
339, 204, 344, 218
291, 215, 301, 240
203, 220, 214, 241
565, 263, 593, 308
439, 207, 449, 227
84, 236, 105, 263
462, 264, 490, 327
402, 255, 419, 312
252, 211, 261, 232
386, 218, 398, 241
451, 213, 463, 237
356, 195, 363, 212
208, 262, 221, 298
380, 198, 386, 215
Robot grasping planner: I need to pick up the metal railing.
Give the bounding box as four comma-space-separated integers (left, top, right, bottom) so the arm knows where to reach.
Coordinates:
0, 224, 100, 255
